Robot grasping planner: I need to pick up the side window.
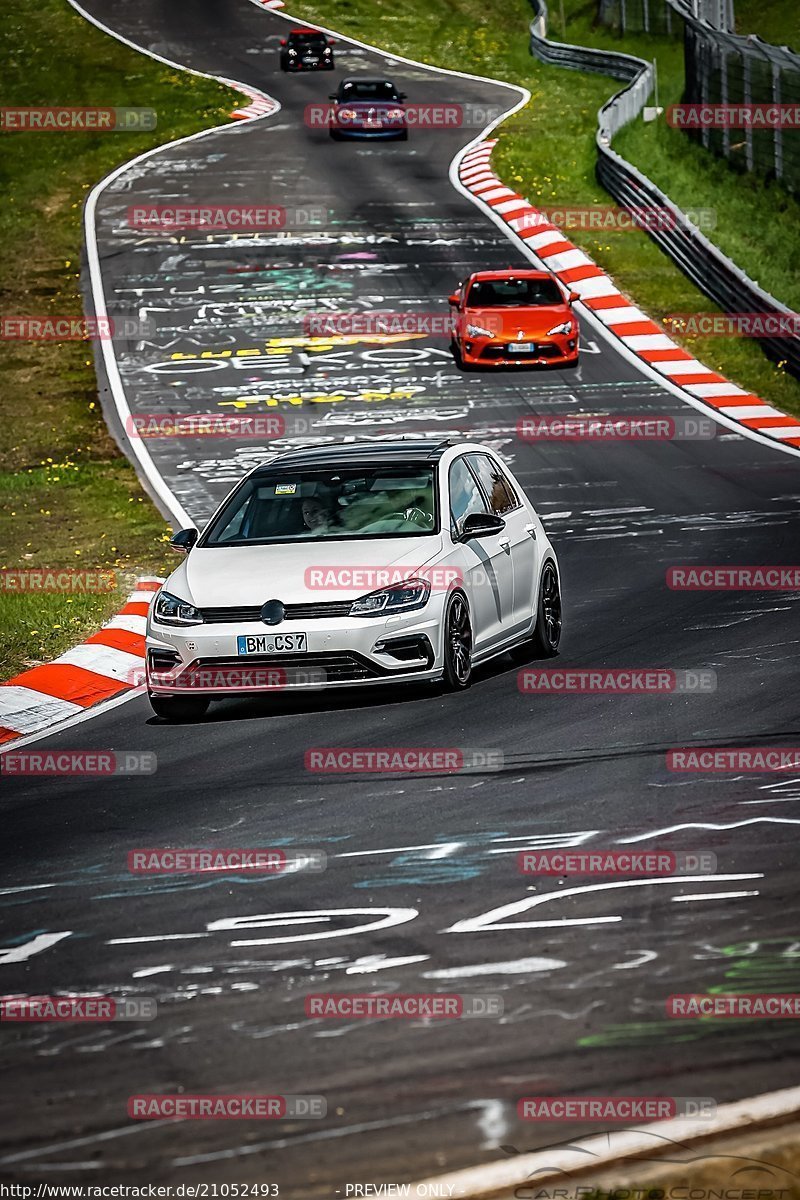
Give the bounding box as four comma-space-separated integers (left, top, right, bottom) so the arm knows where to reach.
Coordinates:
448, 457, 489, 537
466, 454, 519, 515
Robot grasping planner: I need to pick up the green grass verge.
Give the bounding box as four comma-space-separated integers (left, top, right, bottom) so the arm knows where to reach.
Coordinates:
285, 0, 800, 418
0, 0, 242, 681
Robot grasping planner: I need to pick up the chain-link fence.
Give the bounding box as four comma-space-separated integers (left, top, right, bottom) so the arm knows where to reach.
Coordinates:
528, 0, 800, 379
683, 24, 800, 195
598, 0, 733, 35
596, 0, 800, 197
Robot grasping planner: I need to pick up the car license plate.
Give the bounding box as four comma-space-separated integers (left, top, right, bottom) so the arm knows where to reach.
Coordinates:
237, 633, 307, 655
303, 56, 317, 63
508, 342, 535, 353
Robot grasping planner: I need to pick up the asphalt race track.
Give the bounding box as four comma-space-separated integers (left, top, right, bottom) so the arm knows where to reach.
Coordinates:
1, 0, 800, 1191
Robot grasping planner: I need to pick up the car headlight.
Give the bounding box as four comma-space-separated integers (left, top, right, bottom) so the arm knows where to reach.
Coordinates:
338, 107, 358, 120
351, 578, 431, 617
466, 323, 495, 338
385, 108, 405, 119
153, 590, 203, 626
546, 321, 574, 336
323, 46, 332, 54
288, 48, 297, 54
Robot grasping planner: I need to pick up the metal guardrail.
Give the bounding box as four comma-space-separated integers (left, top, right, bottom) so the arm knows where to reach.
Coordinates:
527, 0, 800, 380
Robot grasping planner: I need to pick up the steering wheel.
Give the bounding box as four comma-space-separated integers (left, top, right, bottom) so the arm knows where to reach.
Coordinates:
386, 507, 434, 529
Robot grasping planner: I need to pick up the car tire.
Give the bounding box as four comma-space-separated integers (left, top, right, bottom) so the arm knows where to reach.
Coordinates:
513, 560, 561, 661
397, 130, 408, 141
533, 560, 562, 656
148, 693, 210, 722
329, 130, 342, 140
451, 340, 472, 372
442, 592, 472, 690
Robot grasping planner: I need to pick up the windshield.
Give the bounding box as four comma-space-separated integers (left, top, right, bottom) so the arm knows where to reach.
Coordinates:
289, 34, 327, 46
467, 277, 563, 307
202, 466, 438, 545
340, 81, 400, 101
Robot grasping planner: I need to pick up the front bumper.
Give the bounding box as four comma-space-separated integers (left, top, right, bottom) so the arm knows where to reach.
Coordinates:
458, 334, 578, 367
284, 59, 334, 70
146, 607, 444, 695
331, 126, 407, 138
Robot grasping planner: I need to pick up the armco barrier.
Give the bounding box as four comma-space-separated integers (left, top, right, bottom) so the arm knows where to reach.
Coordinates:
528, 0, 800, 381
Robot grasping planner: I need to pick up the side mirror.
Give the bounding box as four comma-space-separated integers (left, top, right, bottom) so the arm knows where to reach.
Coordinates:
458, 512, 505, 541
170, 528, 198, 554
448, 292, 460, 307
328, 38, 336, 44
280, 38, 287, 45
329, 93, 338, 100
398, 92, 407, 100
568, 291, 579, 304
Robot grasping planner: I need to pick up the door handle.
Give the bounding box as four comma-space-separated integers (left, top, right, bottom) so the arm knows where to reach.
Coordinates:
498, 537, 511, 549
524, 523, 537, 538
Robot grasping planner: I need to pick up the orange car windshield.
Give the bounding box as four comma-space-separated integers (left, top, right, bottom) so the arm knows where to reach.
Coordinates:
467, 278, 563, 307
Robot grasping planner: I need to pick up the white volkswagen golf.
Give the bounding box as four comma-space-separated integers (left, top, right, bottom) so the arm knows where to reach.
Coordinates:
146, 439, 562, 719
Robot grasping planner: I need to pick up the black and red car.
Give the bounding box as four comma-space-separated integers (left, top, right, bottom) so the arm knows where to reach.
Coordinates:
279, 28, 335, 71
328, 77, 408, 140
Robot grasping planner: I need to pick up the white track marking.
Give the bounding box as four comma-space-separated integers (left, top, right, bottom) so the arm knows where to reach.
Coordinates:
0, 932, 71, 964
672, 890, 759, 902
447, 874, 761, 932
618, 818, 800, 842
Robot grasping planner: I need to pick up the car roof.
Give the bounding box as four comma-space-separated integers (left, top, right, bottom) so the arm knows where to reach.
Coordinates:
289, 27, 324, 34
340, 76, 397, 85
468, 268, 553, 281
252, 439, 468, 472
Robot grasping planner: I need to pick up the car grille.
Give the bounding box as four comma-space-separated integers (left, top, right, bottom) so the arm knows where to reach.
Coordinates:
479, 343, 562, 360
199, 601, 354, 623
192, 653, 387, 683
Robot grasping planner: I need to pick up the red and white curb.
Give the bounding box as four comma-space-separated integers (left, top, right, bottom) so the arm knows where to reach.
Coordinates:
0, 578, 163, 747
460, 140, 800, 450
230, 82, 281, 122
410, 1083, 800, 1199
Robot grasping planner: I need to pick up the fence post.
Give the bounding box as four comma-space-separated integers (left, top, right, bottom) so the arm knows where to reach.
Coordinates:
620, 0, 626, 35
643, 0, 649, 34
772, 60, 783, 182
742, 50, 753, 170
719, 42, 730, 159
700, 32, 711, 150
